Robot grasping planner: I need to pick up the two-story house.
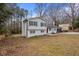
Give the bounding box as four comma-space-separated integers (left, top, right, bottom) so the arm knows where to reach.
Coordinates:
22, 17, 47, 38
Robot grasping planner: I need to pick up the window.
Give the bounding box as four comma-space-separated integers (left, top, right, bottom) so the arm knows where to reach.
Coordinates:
30, 30, 35, 34
49, 28, 51, 31
29, 21, 33, 26
34, 22, 37, 26
41, 30, 44, 33
41, 22, 46, 27
54, 28, 56, 30
29, 21, 37, 26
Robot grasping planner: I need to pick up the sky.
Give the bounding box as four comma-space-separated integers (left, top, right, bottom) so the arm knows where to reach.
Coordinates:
18, 3, 68, 17
18, 3, 35, 11
18, 3, 67, 10
18, 3, 36, 17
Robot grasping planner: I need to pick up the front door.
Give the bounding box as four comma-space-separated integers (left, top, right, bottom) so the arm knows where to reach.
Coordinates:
46, 28, 48, 33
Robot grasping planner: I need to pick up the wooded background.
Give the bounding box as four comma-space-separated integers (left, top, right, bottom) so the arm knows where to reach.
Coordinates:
0, 3, 79, 35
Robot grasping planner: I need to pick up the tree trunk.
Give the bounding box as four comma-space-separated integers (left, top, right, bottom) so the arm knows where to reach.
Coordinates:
72, 22, 74, 31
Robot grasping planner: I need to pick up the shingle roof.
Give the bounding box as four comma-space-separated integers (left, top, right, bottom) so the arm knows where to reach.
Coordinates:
23, 19, 28, 22
47, 25, 60, 29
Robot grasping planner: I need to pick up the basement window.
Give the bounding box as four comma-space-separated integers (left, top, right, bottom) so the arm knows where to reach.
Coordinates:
49, 28, 51, 31
41, 30, 44, 33
30, 30, 35, 34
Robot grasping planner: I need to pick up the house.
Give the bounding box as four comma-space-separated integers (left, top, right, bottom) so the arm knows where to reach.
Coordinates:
47, 26, 61, 34
46, 21, 61, 34
59, 24, 71, 32
22, 17, 47, 38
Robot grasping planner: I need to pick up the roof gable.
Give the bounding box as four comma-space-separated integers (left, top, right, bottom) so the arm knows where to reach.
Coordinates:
23, 17, 46, 22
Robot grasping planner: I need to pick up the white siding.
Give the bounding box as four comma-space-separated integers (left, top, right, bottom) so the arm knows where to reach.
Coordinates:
28, 19, 46, 30
27, 30, 46, 37
22, 21, 25, 36
22, 22, 26, 36
48, 28, 57, 34
22, 18, 47, 38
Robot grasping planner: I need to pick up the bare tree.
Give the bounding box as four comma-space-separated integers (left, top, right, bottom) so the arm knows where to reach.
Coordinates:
62, 3, 79, 31
35, 3, 47, 17
46, 4, 61, 26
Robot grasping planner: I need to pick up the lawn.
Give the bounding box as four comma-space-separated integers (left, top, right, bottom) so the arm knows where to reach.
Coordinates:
0, 34, 79, 56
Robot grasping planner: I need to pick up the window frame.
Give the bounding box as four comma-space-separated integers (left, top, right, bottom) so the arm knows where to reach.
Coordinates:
29, 21, 37, 26
30, 30, 35, 34
41, 30, 44, 33
41, 22, 46, 27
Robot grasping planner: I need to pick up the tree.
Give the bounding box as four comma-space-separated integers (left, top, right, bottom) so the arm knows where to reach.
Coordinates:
35, 3, 47, 17
18, 8, 28, 33
46, 4, 62, 26
0, 3, 28, 35
9, 6, 28, 34
0, 3, 15, 34
62, 3, 79, 31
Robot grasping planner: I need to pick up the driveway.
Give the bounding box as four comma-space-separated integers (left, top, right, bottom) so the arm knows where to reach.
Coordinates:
47, 32, 79, 36
59, 32, 79, 34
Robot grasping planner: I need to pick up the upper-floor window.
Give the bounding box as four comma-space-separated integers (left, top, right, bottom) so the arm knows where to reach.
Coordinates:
34, 22, 37, 26
29, 21, 37, 26
41, 22, 46, 27
29, 21, 33, 26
